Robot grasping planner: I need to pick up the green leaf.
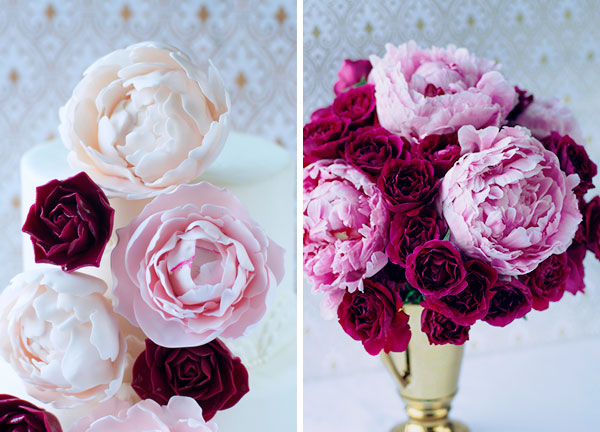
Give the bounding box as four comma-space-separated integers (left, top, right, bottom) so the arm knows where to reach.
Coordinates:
403, 283, 424, 305
442, 231, 450, 241
353, 76, 368, 88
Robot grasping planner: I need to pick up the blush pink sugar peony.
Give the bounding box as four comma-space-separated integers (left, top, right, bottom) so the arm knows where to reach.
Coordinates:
303, 160, 389, 317
440, 126, 582, 276
369, 41, 515, 139
111, 182, 285, 348
514, 97, 583, 143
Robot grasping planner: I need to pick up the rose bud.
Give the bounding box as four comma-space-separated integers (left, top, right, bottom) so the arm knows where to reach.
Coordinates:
333, 59, 372, 95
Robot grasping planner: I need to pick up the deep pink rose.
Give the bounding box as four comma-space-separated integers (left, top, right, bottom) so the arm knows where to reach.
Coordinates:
513, 97, 583, 143
520, 253, 568, 311
303, 114, 350, 163
377, 158, 438, 215
484, 279, 533, 327
332, 84, 377, 128
405, 240, 467, 299
0, 394, 62, 432
304, 160, 389, 317
344, 126, 410, 177
132, 338, 248, 421
411, 132, 461, 177
440, 126, 582, 276
112, 183, 284, 348
506, 86, 534, 124
337, 279, 411, 355
310, 106, 334, 121
425, 259, 497, 326
334, 59, 373, 95
421, 309, 470, 345
22, 171, 114, 272
386, 207, 447, 267
566, 243, 586, 295
541, 132, 597, 197
584, 197, 600, 259
370, 41, 515, 139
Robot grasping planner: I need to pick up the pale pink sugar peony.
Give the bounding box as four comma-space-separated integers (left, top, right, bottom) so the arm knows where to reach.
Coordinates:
111, 182, 284, 348
514, 97, 583, 143
304, 160, 389, 317
440, 126, 582, 276
369, 41, 516, 139
69, 396, 217, 432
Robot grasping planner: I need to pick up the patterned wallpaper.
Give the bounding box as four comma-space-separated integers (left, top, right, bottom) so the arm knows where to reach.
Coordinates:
0, 0, 296, 289
303, 0, 600, 379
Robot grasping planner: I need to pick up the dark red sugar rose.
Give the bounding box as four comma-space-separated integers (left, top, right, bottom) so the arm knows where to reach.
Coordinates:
585, 196, 600, 260
484, 279, 533, 327
337, 279, 411, 355
566, 243, 586, 295
421, 309, 470, 345
303, 114, 350, 163
22, 171, 114, 272
520, 253, 569, 311
411, 133, 461, 177
0, 394, 62, 432
405, 240, 467, 299
132, 338, 249, 421
334, 59, 372, 95
377, 158, 438, 215
344, 126, 410, 177
332, 84, 377, 128
425, 259, 497, 326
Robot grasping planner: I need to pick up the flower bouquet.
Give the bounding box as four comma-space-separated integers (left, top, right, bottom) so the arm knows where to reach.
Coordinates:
303, 41, 599, 430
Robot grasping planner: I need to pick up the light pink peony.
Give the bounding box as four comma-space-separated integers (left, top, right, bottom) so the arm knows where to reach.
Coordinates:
440, 126, 582, 276
369, 41, 516, 139
304, 160, 389, 317
513, 97, 583, 143
111, 182, 284, 348
69, 396, 217, 432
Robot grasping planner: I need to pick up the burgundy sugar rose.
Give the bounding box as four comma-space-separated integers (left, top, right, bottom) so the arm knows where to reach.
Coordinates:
585, 196, 600, 259
386, 207, 447, 267
506, 86, 534, 124
541, 132, 597, 196
132, 338, 249, 421
310, 105, 334, 121
332, 84, 377, 128
303, 114, 350, 164
337, 278, 411, 355
344, 126, 410, 177
0, 394, 62, 432
566, 243, 586, 295
484, 279, 533, 327
377, 158, 438, 215
22, 171, 114, 272
334, 59, 372, 95
421, 309, 470, 345
405, 240, 467, 299
521, 253, 569, 311
425, 259, 497, 326
411, 133, 461, 177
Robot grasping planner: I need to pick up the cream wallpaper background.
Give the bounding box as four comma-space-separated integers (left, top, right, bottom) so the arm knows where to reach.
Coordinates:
0, 0, 296, 290
303, 0, 600, 379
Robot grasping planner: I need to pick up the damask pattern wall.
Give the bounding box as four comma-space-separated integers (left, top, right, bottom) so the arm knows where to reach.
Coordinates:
303, 0, 600, 379
0, 0, 296, 289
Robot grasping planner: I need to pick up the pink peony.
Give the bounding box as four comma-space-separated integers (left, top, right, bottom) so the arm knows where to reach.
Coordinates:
513, 97, 583, 143
440, 126, 582, 276
111, 183, 285, 348
369, 41, 515, 139
303, 160, 389, 317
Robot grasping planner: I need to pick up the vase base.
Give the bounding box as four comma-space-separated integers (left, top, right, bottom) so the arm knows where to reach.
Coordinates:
390, 420, 469, 432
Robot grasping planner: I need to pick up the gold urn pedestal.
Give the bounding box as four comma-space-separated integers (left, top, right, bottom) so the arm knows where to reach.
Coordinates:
382, 305, 468, 432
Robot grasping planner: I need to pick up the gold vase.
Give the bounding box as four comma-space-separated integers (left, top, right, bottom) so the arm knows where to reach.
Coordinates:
381, 305, 468, 432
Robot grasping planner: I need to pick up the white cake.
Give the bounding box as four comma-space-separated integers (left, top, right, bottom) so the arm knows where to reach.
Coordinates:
10, 131, 297, 430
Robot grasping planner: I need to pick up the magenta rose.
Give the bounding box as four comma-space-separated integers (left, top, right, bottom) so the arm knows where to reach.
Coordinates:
512, 97, 583, 143
369, 41, 515, 139
425, 259, 497, 326
386, 207, 447, 267
421, 309, 470, 345
22, 171, 114, 272
0, 394, 62, 432
484, 279, 533, 327
377, 158, 438, 215
303, 114, 350, 163
411, 132, 461, 177
520, 253, 568, 311
132, 338, 248, 421
506, 86, 534, 124
440, 126, 582, 276
344, 126, 410, 177
332, 84, 377, 128
304, 160, 389, 317
334, 59, 372, 95
405, 240, 467, 299
541, 132, 597, 196
337, 279, 411, 355
585, 196, 600, 259
566, 243, 586, 295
